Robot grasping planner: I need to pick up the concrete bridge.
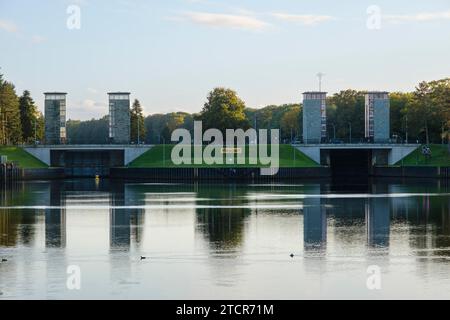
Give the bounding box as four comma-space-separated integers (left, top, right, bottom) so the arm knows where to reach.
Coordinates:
23, 145, 152, 176
294, 143, 419, 176
295, 143, 419, 165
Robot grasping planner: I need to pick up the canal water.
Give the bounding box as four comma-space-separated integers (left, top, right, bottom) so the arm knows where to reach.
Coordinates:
0, 178, 449, 299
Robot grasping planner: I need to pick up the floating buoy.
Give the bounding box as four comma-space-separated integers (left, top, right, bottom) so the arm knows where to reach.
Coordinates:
290, 254, 294, 258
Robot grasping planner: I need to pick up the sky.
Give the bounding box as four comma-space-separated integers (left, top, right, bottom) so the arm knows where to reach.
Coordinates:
0, 0, 449, 120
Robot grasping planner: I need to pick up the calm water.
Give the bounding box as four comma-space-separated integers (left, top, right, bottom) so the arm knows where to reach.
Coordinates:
0, 178, 450, 299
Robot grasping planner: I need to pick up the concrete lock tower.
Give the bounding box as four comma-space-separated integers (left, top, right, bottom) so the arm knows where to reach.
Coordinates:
44, 92, 67, 145
108, 92, 131, 144
303, 92, 327, 144
365, 92, 390, 143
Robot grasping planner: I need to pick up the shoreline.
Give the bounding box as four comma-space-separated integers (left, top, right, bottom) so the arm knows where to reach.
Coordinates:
14, 166, 450, 181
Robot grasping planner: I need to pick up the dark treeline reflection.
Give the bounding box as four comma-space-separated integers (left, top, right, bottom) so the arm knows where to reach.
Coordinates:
0, 182, 43, 247
195, 185, 250, 251
0, 179, 449, 255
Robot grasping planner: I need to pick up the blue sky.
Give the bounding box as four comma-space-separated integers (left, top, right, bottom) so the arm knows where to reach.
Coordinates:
0, 0, 449, 120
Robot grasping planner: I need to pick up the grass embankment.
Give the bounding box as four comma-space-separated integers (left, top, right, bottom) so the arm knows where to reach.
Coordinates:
396, 144, 450, 167
0, 147, 48, 168
129, 144, 318, 168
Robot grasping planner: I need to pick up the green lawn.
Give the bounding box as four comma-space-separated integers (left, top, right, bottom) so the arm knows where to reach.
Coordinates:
0, 147, 48, 168
396, 144, 450, 167
129, 144, 319, 168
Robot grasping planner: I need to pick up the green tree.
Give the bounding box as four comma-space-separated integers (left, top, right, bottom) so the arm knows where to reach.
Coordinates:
66, 116, 109, 144
144, 112, 193, 144
327, 90, 365, 142
130, 99, 146, 144
390, 92, 414, 143
161, 113, 185, 142
0, 74, 22, 145
36, 111, 45, 142
19, 90, 40, 143
407, 78, 449, 144
280, 106, 301, 142
198, 88, 250, 133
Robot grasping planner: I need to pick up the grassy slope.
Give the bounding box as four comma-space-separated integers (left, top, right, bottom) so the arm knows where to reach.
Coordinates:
129, 144, 319, 168
0, 147, 48, 168
396, 144, 450, 166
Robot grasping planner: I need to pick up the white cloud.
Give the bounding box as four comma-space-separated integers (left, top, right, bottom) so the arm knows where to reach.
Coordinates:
271, 13, 334, 26
0, 19, 18, 33
178, 11, 269, 31
384, 10, 450, 23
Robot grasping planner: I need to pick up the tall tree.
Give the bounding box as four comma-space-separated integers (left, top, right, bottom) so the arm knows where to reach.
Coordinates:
19, 90, 39, 143
36, 111, 45, 142
280, 106, 301, 142
327, 90, 365, 141
198, 88, 250, 133
0, 74, 22, 145
407, 78, 449, 144
130, 99, 146, 144
390, 92, 414, 143
414, 81, 433, 145
66, 116, 109, 144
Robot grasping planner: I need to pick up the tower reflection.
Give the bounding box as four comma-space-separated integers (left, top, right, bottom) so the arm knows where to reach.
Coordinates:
45, 181, 66, 248
303, 185, 327, 251
109, 182, 144, 250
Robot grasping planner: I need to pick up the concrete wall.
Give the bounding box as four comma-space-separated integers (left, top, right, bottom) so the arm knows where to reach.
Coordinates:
388, 145, 418, 165
16, 166, 450, 180
124, 146, 152, 165
45, 99, 65, 144
295, 144, 419, 166
303, 98, 323, 144
374, 99, 390, 143
22, 145, 152, 168
23, 147, 51, 165
22, 168, 65, 180
295, 145, 321, 164
374, 166, 450, 179
110, 99, 130, 144
111, 167, 331, 180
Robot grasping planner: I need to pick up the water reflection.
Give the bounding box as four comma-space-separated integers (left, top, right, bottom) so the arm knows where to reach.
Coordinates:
45, 181, 66, 248
0, 178, 449, 298
0, 179, 449, 254
366, 183, 390, 248
110, 182, 145, 250
303, 185, 327, 251
196, 185, 250, 251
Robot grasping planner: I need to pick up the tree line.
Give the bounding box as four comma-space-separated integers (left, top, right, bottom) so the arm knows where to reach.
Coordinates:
0, 73, 44, 145
140, 80, 449, 145
0, 70, 448, 146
